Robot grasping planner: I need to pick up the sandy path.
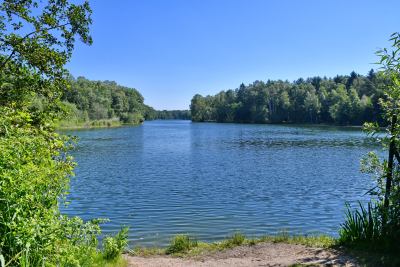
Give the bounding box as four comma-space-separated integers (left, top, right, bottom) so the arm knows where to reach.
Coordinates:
124, 242, 360, 267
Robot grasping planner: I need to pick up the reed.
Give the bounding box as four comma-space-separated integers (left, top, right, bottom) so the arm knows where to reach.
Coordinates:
339, 201, 380, 243
339, 200, 400, 252
57, 117, 121, 128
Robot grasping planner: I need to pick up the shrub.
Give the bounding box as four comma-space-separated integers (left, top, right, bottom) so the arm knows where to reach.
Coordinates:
89, 103, 108, 120
102, 225, 130, 260
120, 112, 144, 124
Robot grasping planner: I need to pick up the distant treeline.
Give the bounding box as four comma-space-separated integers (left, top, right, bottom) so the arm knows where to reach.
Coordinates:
155, 110, 191, 120
190, 70, 389, 125
59, 76, 156, 125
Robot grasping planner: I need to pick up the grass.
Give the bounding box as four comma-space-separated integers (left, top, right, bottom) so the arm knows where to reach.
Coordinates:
0, 245, 130, 267
165, 234, 198, 255
90, 253, 129, 267
127, 230, 400, 266
53, 226, 131, 267
57, 117, 122, 128
130, 230, 337, 258
337, 200, 400, 266
339, 201, 380, 243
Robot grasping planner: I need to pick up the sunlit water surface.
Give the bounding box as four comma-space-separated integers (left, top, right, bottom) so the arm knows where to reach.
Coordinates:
58, 120, 382, 247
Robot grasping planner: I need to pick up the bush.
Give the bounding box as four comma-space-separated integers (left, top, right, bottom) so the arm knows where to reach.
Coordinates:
102, 225, 130, 261
0, 107, 105, 266
89, 103, 108, 120
120, 112, 144, 124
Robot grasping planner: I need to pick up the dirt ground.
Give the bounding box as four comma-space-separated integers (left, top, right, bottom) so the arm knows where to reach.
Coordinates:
124, 242, 360, 267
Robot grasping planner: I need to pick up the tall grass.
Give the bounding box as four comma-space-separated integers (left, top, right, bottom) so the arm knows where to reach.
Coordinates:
223, 232, 246, 247
339, 201, 380, 243
57, 117, 121, 128
339, 200, 400, 251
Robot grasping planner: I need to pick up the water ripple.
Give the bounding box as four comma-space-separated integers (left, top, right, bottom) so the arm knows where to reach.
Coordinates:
59, 121, 382, 247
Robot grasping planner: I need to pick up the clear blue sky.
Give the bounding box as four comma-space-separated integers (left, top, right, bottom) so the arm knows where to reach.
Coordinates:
66, 0, 400, 110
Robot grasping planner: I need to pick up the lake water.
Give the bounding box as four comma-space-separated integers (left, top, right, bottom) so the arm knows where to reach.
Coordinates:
58, 120, 382, 247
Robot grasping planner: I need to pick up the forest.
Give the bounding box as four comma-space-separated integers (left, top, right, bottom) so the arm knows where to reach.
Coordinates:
190, 70, 389, 125
58, 76, 156, 125
57, 76, 191, 126
154, 110, 191, 120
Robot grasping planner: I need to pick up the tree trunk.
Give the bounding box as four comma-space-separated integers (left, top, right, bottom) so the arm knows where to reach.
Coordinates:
269, 99, 272, 122
224, 106, 231, 122
384, 114, 397, 225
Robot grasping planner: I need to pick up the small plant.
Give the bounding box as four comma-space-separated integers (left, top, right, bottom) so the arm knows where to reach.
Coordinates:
224, 232, 246, 247
248, 235, 256, 246
165, 234, 198, 254
103, 225, 130, 260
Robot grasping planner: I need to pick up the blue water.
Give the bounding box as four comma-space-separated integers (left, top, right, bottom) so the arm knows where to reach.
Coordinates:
58, 120, 382, 247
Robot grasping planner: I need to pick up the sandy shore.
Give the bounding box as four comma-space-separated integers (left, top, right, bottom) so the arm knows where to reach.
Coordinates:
124, 242, 360, 267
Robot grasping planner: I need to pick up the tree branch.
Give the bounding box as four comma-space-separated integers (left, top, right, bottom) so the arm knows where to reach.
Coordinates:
0, 22, 70, 70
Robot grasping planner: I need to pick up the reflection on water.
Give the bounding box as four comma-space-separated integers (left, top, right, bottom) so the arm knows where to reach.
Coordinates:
59, 121, 382, 247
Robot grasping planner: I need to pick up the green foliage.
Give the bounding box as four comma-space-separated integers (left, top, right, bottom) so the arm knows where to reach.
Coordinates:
154, 110, 191, 120
339, 201, 381, 243
165, 234, 198, 255
223, 232, 246, 247
57, 77, 151, 126
102, 225, 130, 261
135, 230, 336, 258
0, 100, 106, 266
190, 73, 388, 125
0, 1, 129, 266
340, 32, 400, 254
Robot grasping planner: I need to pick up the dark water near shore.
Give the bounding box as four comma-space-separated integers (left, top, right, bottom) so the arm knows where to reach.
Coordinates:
58, 120, 382, 247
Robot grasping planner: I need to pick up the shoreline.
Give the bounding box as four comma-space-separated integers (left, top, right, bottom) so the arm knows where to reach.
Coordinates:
192, 121, 369, 128
124, 241, 360, 267
56, 119, 379, 129
55, 122, 142, 129
123, 231, 397, 266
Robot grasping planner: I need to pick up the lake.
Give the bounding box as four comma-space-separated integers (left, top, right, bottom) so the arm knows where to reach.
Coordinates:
58, 120, 382, 247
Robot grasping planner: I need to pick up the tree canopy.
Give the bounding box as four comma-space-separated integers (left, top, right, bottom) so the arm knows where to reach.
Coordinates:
60, 76, 155, 124
0, 1, 119, 265
190, 71, 389, 125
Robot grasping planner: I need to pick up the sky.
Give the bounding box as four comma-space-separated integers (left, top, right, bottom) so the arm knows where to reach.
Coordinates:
66, 0, 400, 110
